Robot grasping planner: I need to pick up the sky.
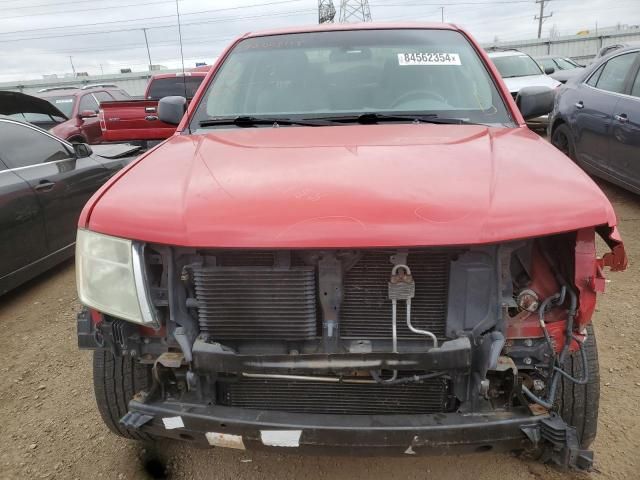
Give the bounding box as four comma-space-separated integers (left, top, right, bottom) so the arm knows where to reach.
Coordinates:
0, 0, 639, 82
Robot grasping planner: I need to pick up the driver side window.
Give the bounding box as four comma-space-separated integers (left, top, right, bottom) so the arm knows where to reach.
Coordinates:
0, 122, 72, 169
79, 94, 99, 113
593, 53, 638, 94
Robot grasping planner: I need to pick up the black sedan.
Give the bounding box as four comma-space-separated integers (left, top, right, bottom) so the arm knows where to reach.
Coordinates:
0, 91, 141, 295
549, 46, 640, 193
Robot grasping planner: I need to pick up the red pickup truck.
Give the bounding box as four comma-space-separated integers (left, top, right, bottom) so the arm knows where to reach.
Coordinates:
76, 23, 626, 470
98, 71, 208, 143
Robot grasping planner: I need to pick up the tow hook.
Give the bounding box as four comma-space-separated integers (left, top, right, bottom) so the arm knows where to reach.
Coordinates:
522, 413, 593, 470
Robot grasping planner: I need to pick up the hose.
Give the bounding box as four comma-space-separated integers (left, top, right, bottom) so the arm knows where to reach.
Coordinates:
522, 250, 588, 409
371, 370, 445, 385
406, 299, 438, 347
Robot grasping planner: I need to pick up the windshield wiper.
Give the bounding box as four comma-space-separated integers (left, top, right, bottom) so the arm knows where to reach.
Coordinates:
199, 116, 331, 128
305, 112, 471, 125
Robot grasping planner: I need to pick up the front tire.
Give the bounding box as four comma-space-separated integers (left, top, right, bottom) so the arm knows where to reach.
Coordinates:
556, 323, 600, 448
551, 124, 576, 161
93, 350, 154, 440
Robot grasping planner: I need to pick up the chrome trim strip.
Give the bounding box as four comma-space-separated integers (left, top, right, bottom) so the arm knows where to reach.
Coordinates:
0, 157, 74, 174
131, 242, 159, 329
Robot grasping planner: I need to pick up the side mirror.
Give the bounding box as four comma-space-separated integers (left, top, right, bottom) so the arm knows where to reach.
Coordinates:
158, 96, 187, 125
544, 66, 555, 75
516, 86, 555, 120
73, 142, 93, 158
79, 110, 98, 119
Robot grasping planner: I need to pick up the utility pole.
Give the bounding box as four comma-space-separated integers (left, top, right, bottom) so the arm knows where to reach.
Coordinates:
440, 6, 444, 22
534, 0, 553, 39
142, 28, 152, 71
69, 56, 76, 77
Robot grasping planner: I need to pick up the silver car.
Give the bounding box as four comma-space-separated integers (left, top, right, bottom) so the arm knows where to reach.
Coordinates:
488, 49, 560, 126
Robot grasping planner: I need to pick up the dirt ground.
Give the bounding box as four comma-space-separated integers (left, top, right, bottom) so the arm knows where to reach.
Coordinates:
1, 181, 639, 480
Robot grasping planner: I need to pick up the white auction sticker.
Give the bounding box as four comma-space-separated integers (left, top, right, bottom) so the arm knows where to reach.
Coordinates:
398, 52, 461, 66
162, 416, 184, 430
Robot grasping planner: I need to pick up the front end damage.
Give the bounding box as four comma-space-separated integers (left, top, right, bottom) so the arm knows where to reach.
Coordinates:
78, 227, 626, 468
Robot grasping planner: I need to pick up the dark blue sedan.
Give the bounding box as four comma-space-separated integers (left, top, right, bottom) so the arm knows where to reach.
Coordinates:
549, 46, 640, 193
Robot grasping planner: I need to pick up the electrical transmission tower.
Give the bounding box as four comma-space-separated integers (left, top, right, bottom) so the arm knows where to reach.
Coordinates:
534, 0, 553, 39
339, 0, 372, 23
318, 0, 336, 23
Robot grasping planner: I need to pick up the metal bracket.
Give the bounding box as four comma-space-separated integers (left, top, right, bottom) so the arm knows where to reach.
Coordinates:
318, 253, 343, 353
120, 411, 154, 429
539, 413, 593, 470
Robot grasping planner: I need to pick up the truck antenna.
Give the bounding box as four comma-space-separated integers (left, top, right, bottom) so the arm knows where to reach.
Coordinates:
175, 0, 191, 133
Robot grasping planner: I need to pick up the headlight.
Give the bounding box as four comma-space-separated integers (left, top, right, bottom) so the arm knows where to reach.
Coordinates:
76, 229, 157, 327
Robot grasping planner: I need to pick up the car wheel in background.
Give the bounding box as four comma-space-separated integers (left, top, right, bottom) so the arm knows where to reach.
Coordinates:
551, 124, 576, 160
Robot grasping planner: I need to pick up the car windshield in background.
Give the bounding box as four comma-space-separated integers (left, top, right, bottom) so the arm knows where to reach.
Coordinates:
45, 96, 75, 117
191, 29, 513, 129
147, 76, 204, 100
555, 57, 581, 70
492, 54, 543, 78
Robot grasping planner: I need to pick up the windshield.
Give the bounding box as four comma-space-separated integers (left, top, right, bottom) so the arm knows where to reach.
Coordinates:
147, 76, 204, 100
190, 29, 513, 129
492, 54, 543, 78
538, 58, 555, 70
45, 96, 75, 117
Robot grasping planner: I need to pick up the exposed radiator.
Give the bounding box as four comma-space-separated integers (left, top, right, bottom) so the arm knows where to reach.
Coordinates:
340, 249, 456, 339
217, 376, 450, 415
192, 265, 317, 340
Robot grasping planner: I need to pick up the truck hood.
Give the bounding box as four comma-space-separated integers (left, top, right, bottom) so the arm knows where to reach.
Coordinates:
502, 74, 561, 93
85, 124, 617, 248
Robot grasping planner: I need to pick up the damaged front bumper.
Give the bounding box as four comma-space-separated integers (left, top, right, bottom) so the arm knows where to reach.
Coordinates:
121, 400, 592, 469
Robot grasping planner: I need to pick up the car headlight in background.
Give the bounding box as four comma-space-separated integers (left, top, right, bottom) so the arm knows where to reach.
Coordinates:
76, 229, 157, 327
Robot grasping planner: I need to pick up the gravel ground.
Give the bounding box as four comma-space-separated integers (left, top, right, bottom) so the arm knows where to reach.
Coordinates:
1, 181, 639, 480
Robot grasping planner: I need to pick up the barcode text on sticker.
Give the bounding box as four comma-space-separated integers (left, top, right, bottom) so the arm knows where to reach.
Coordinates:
398, 53, 461, 66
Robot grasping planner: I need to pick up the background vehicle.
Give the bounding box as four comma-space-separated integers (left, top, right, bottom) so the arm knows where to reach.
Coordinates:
0, 102, 141, 295
535, 55, 585, 83
76, 24, 625, 470
37, 84, 131, 144
98, 71, 208, 144
488, 49, 560, 126
550, 45, 640, 193
0, 90, 68, 130
595, 41, 640, 60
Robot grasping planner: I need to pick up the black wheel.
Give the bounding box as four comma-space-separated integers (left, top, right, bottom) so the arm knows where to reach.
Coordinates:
551, 124, 576, 160
93, 350, 154, 440
556, 323, 600, 448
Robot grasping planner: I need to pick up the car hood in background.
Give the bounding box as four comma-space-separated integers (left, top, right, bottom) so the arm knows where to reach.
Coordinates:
84, 124, 617, 248
550, 68, 584, 83
0, 91, 68, 120
502, 74, 561, 93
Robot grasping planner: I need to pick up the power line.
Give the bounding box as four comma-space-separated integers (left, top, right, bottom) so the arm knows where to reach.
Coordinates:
0, 6, 314, 42
0, 0, 306, 36
0, 0, 175, 20
0, 9, 315, 43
